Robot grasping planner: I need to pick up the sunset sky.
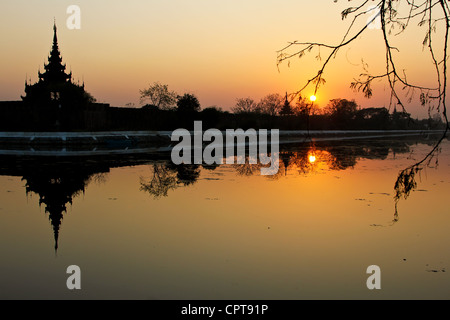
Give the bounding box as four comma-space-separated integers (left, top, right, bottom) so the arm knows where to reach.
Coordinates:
0, 0, 445, 118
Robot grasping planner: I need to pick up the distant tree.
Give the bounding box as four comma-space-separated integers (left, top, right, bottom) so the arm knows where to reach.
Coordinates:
259, 93, 283, 116
294, 95, 309, 116
391, 108, 413, 129
356, 107, 390, 129
324, 98, 358, 128
232, 97, 259, 114
294, 95, 321, 116
324, 99, 358, 117
176, 93, 201, 113
203, 105, 223, 112
139, 82, 177, 110
357, 107, 389, 120
427, 113, 445, 129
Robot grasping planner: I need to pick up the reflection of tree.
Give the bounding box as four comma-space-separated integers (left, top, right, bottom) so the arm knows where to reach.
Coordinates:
279, 147, 356, 174
139, 163, 178, 199
202, 163, 219, 171
232, 138, 419, 177
282, 150, 317, 175
321, 148, 357, 171
393, 166, 422, 222
172, 164, 201, 186
233, 162, 262, 177
232, 148, 341, 176
230, 137, 446, 222
393, 137, 444, 222
140, 163, 201, 198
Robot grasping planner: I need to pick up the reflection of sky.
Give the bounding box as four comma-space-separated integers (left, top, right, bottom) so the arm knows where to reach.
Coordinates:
0, 1, 441, 118
0, 139, 449, 299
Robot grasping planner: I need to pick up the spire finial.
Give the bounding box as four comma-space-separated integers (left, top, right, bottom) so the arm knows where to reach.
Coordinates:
53, 19, 58, 46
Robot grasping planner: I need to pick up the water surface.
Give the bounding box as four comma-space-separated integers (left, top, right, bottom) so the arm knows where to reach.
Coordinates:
0, 135, 449, 299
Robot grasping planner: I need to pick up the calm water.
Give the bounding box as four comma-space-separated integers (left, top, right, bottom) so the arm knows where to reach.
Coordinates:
1, 134, 450, 299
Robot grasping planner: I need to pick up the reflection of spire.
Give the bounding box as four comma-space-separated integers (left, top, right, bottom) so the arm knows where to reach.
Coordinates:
45, 199, 65, 254
20, 162, 109, 253
33, 177, 72, 254
280, 151, 292, 176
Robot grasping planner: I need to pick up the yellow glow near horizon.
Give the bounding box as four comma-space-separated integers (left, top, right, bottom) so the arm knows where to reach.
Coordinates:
308, 154, 316, 164
310, 95, 317, 102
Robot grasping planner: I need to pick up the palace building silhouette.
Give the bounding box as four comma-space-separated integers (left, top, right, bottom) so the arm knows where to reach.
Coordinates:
0, 22, 113, 131
0, 22, 185, 132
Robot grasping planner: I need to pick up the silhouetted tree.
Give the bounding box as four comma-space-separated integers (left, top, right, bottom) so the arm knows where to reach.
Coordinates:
294, 95, 310, 116
392, 110, 413, 129
259, 93, 283, 116
232, 97, 260, 114
294, 95, 321, 116
177, 93, 201, 114
324, 98, 358, 128
139, 82, 177, 110
356, 107, 390, 129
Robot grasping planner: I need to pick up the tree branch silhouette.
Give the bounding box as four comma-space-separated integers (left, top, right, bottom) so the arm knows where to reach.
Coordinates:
277, 0, 450, 220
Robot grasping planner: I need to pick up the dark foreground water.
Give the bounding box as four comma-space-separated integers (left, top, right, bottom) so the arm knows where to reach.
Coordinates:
0, 134, 449, 299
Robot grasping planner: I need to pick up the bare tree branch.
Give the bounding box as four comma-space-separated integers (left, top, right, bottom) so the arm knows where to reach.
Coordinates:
277, 0, 450, 220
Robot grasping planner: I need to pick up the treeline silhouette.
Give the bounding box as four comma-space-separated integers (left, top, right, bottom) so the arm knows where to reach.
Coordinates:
118, 96, 445, 131
0, 93, 445, 132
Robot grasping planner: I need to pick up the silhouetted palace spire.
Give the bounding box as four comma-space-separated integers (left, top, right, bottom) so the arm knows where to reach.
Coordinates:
21, 21, 98, 131
38, 22, 72, 84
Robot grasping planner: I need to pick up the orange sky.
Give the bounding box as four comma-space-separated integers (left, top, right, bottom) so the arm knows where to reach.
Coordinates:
0, 0, 445, 119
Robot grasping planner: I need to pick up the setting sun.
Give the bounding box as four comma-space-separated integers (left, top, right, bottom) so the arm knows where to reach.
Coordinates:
310, 95, 317, 102
308, 154, 316, 163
